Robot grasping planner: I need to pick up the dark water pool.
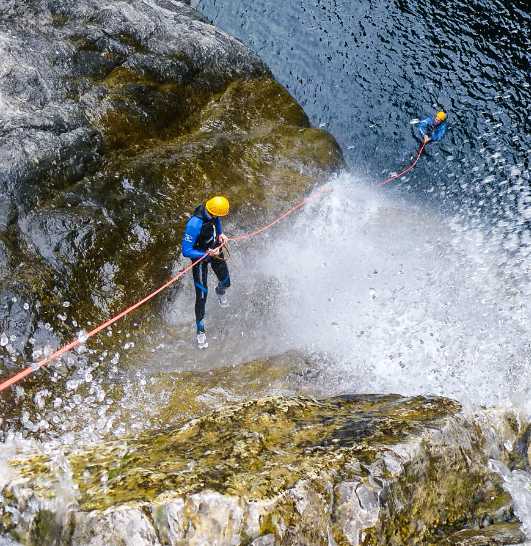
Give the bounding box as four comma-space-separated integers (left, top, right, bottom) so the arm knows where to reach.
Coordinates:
195, 0, 529, 216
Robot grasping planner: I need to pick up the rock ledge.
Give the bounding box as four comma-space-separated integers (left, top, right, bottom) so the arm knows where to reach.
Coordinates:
0, 394, 525, 545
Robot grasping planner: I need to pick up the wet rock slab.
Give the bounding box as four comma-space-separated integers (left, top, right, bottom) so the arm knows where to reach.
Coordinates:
0, 394, 525, 545
441, 522, 526, 545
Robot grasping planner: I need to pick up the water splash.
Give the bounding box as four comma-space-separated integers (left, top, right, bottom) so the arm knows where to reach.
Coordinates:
491, 461, 531, 541
0, 171, 530, 540
253, 173, 530, 408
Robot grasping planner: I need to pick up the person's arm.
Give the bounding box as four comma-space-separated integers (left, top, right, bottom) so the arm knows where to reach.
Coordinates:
431, 122, 447, 142
182, 217, 206, 260
417, 117, 432, 144
417, 117, 431, 136
216, 217, 229, 245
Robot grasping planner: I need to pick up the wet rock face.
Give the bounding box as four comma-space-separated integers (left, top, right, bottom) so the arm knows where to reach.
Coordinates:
0, 0, 343, 368
0, 394, 525, 545
442, 522, 526, 545
132, 351, 328, 429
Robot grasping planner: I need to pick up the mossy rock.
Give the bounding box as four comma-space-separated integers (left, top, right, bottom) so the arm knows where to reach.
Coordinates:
2, 76, 342, 386
45, 77, 343, 356
1, 394, 525, 545
439, 522, 526, 545
141, 351, 327, 428
0, 0, 343, 397
26, 351, 329, 443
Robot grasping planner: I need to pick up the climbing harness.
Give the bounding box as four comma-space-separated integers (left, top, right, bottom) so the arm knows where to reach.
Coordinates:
211, 243, 230, 261
0, 148, 425, 393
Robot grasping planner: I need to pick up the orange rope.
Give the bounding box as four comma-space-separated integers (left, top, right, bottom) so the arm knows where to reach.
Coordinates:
0, 149, 424, 393
376, 142, 426, 187
0, 256, 208, 393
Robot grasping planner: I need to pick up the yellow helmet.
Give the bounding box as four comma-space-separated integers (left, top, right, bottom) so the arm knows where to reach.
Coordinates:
436, 111, 447, 122
205, 196, 230, 217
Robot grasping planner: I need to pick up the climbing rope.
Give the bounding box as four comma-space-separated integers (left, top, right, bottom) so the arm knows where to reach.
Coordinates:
0, 149, 424, 393
377, 142, 426, 187
0, 257, 207, 393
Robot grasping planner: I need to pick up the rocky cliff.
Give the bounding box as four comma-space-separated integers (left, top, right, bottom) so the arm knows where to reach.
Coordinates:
0, 0, 343, 376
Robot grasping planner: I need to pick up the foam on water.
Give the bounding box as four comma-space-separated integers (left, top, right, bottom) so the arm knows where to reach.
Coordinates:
250, 172, 531, 409
491, 461, 531, 540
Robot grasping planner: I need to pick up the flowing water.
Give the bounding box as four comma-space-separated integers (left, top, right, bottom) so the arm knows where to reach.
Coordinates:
492, 460, 531, 543
1, 0, 530, 538
191, 0, 531, 531
192, 0, 529, 203
183, 0, 531, 405
257, 177, 530, 404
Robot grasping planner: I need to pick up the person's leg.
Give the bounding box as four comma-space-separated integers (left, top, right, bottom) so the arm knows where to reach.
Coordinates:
211, 255, 230, 305
192, 261, 209, 333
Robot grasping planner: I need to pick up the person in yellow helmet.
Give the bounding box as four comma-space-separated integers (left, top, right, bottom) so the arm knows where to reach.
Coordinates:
182, 196, 230, 349
418, 110, 448, 144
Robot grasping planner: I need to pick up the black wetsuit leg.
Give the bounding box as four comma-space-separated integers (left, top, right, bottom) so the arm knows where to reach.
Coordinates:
192, 260, 209, 329
211, 253, 230, 295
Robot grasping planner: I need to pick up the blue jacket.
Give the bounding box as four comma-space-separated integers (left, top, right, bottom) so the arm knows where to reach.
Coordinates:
182, 205, 223, 261
418, 116, 447, 142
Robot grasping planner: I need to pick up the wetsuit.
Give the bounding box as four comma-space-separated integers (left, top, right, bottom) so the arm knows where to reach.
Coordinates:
418, 116, 447, 142
182, 205, 230, 333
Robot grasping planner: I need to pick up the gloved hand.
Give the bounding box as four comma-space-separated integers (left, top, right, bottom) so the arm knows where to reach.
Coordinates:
207, 246, 221, 257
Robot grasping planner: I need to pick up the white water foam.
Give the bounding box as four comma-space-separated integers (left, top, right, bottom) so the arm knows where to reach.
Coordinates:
252, 172, 531, 536
247, 172, 531, 408
491, 461, 531, 542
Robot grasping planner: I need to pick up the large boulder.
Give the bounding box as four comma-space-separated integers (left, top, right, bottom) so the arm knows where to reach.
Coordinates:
0, 0, 343, 374
0, 394, 526, 545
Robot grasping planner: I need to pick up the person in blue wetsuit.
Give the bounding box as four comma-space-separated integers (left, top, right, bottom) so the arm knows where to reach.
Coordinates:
418, 110, 448, 144
182, 196, 231, 349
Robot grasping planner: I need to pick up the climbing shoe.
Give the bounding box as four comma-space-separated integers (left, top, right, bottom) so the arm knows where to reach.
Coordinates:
197, 332, 208, 349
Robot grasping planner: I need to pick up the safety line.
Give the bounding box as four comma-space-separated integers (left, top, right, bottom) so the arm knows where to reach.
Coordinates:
0, 255, 212, 393
376, 142, 425, 187
0, 149, 424, 393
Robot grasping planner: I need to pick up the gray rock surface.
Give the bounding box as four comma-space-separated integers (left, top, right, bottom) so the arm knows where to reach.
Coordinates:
0, 0, 263, 363
0, 0, 265, 208
0, 0, 342, 376
441, 522, 526, 545
0, 240, 9, 276
0, 394, 527, 545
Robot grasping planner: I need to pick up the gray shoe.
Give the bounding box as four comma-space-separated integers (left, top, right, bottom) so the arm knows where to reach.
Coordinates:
218, 294, 229, 308
197, 332, 208, 349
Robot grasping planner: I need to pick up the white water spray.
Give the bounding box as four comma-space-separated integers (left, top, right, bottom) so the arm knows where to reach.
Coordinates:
249, 172, 531, 408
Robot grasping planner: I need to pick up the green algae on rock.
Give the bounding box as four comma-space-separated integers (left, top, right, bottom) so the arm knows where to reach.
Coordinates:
0, 394, 526, 545
439, 522, 526, 545
0, 0, 343, 384
123, 351, 327, 429
15, 351, 328, 447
